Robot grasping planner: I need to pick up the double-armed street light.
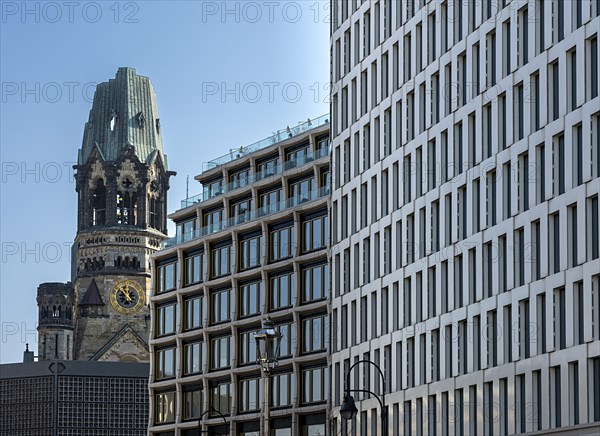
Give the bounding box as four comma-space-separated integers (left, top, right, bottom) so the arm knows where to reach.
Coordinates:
339, 359, 388, 436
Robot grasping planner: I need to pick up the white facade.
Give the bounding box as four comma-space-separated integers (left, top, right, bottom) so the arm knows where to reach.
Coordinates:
330, 1, 600, 435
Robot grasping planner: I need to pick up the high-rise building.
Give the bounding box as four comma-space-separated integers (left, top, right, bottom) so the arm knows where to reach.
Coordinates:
330, 1, 600, 435
148, 116, 331, 435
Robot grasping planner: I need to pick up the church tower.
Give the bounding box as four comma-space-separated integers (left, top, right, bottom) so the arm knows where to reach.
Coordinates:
36, 282, 75, 360
71, 67, 175, 362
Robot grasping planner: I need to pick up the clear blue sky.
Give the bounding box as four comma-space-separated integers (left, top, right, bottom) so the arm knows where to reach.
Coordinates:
0, 1, 330, 363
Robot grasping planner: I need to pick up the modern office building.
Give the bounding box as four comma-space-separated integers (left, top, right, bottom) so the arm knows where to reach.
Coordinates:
148, 116, 331, 435
330, 1, 599, 435
0, 359, 149, 436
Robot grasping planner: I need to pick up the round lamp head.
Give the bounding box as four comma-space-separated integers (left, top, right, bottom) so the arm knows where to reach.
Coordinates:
340, 394, 358, 421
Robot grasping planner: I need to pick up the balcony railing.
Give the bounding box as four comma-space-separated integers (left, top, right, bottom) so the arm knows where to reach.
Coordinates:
180, 143, 330, 209
166, 186, 330, 249
205, 114, 329, 170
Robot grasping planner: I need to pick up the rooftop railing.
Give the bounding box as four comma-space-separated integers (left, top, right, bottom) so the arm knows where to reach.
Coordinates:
205, 114, 329, 169
180, 143, 330, 209
166, 186, 330, 249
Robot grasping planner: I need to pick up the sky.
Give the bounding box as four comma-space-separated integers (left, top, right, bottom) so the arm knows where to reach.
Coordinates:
0, 0, 330, 363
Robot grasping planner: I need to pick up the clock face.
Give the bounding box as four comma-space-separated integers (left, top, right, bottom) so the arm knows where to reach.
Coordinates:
110, 280, 145, 314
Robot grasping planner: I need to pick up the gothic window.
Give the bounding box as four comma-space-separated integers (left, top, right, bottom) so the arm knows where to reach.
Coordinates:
116, 178, 138, 225
149, 181, 162, 230
92, 179, 106, 226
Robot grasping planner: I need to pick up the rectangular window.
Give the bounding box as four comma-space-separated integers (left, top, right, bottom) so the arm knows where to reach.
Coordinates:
259, 187, 283, 213
210, 336, 231, 370
272, 372, 294, 408
499, 93, 507, 150
239, 330, 257, 365
574, 124, 583, 187
302, 366, 328, 404
553, 134, 565, 195
551, 365, 562, 427
230, 197, 252, 225
515, 82, 525, 141
503, 20, 511, 76
184, 251, 204, 286
533, 370, 543, 430
569, 204, 579, 267
574, 281, 584, 345
211, 243, 231, 278
302, 213, 328, 252
519, 6, 529, 66
551, 212, 561, 273
182, 386, 202, 420
210, 381, 232, 416
183, 341, 202, 375
590, 196, 599, 260
204, 207, 224, 233
589, 36, 598, 99
155, 347, 176, 380
550, 60, 560, 121
270, 224, 294, 261
240, 234, 262, 270
239, 377, 261, 412
569, 49, 577, 111
156, 302, 176, 337
554, 287, 566, 350
302, 314, 327, 354
211, 288, 231, 324
270, 272, 294, 311
156, 260, 177, 293
155, 391, 175, 424
302, 263, 328, 303
239, 281, 262, 318
254, 157, 281, 181
184, 295, 203, 331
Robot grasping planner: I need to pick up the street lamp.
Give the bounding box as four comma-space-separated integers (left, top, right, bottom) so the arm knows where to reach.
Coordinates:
197, 407, 227, 435
254, 316, 281, 436
340, 360, 388, 436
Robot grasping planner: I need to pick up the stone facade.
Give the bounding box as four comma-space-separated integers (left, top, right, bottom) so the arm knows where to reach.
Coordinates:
36, 68, 175, 363
36, 283, 75, 361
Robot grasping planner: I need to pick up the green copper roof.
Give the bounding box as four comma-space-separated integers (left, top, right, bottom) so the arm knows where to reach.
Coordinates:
78, 67, 168, 169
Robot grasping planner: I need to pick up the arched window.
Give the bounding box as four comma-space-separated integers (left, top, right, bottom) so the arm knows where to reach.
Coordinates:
148, 181, 161, 230
117, 179, 137, 225
116, 256, 122, 268
92, 179, 106, 226
52, 306, 59, 318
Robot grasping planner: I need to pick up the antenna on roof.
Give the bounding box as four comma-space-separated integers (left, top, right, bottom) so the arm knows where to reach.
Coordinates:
186, 175, 189, 200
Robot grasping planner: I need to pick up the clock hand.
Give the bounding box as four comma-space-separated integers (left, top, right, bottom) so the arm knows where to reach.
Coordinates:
122, 289, 133, 302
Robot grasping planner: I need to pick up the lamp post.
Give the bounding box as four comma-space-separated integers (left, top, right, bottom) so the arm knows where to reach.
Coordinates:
339, 359, 388, 436
254, 317, 281, 436
197, 407, 227, 435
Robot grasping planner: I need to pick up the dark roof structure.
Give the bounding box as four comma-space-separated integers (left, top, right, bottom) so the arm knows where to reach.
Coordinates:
78, 67, 169, 168
78, 279, 104, 306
